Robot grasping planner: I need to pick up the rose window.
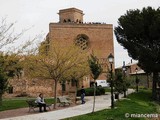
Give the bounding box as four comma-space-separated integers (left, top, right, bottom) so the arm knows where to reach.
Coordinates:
75, 34, 89, 50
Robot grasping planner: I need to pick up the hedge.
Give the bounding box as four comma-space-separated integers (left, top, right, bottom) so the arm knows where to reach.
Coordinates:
77, 87, 105, 96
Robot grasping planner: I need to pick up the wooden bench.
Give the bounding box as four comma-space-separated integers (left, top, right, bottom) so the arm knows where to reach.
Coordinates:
26, 100, 52, 112
57, 96, 71, 107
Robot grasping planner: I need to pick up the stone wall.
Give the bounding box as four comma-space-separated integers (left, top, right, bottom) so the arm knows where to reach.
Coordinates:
6, 77, 90, 98
8, 78, 54, 97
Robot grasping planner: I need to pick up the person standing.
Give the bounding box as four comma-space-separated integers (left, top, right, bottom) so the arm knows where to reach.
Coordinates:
81, 86, 86, 104
35, 93, 47, 112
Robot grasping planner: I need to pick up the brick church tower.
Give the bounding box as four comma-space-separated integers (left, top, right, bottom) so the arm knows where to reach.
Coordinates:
47, 7, 114, 80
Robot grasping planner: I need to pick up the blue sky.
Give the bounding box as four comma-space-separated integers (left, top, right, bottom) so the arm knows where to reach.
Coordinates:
0, 0, 159, 67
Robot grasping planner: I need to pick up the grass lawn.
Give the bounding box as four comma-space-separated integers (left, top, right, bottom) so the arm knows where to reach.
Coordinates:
64, 89, 160, 120
0, 98, 54, 111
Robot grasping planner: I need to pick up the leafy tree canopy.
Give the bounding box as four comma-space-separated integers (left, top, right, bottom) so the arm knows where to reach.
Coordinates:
0, 52, 23, 94
115, 7, 160, 72
88, 54, 103, 80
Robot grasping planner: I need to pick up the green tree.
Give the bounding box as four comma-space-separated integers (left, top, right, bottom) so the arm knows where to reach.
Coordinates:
0, 18, 19, 106
25, 42, 88, 109
0, 56, 8, 106
0, 18, 40, 106
0, 53, 23, 106
0, 70, 8, 106
88, 53, 103, 112
114, 73, 123, 94
114, 7, 160, 100
114, 72, 130, 99
4, 54, 23, 78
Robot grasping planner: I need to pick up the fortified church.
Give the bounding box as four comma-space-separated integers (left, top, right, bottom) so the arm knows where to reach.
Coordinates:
8, 7, 114, 98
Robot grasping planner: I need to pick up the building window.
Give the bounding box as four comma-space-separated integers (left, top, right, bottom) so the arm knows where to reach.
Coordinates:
60, 81, 66, 92
75, 34, 89, 50
63, 19, 66, 23
71, 79, 76, 86
68, 19, 71, 22
76, 19, 79, 23
8, 86, 13, 94
62, 84, 66, 91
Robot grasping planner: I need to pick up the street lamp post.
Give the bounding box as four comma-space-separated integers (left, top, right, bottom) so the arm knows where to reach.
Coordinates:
135, 68, 139, 92
122, 62, 126, 98
108, 53, 114, 109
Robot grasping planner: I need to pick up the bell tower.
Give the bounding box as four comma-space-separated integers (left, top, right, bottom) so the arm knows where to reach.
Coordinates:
58, 8, 84, 23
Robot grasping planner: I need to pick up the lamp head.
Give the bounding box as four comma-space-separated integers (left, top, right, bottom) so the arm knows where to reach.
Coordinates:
108, 53, 114, 64
122, 66, 126, 71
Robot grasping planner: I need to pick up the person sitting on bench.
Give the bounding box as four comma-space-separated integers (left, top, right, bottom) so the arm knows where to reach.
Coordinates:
35, 93, 47, 112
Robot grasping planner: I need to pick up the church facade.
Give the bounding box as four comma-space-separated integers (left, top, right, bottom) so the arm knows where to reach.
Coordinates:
7, 7, 114, 98
47, 7, 114, 80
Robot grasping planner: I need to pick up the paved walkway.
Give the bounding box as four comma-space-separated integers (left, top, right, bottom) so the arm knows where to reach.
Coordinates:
1, 89, 134, 120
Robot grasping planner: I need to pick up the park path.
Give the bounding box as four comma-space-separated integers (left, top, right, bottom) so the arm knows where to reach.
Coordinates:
1, 89, 134, 120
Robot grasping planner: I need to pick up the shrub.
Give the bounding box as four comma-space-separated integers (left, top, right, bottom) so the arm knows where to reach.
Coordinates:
98, 87, 105, 94
77, 87, 105, 96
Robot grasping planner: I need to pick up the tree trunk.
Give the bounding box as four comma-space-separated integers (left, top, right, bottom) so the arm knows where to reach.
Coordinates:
152, 72, 158, 100
92, 82, 96, 113
147, 73, 150, 88
124, 90, 127, 98
53, 80, 58, 109
0, 94, 2, 106
75, 80, 78, 104
75, 85, 78, 104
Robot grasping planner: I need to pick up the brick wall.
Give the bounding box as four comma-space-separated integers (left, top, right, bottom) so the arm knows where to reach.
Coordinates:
49, 23, 114, 80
